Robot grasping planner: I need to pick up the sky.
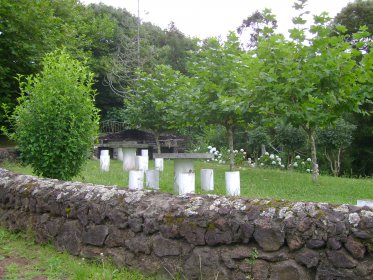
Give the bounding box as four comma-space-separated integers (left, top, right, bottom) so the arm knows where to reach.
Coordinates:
81, 0, 353, 39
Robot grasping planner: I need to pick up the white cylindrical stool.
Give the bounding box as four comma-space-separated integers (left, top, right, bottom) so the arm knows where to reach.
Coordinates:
123, 148, 137, 171
128, 170, 144, 190
178, 172, 195, 195
136, 155, 148, 171
100, 150, 110, 172
141, 149, 149, 158
146, 170, 159, 190
201, 169, 214, 192
174, 159, 194, 193
225, 171, 240, 196
155, 158, 164, 172
117, 148, 124, 161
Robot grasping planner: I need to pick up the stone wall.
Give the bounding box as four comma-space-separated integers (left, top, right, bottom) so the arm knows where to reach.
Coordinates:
0, 168, 372, 280
0, 148, 18, 163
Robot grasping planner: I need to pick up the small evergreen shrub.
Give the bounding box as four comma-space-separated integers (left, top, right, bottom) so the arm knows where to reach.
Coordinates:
10, 50, 99, 180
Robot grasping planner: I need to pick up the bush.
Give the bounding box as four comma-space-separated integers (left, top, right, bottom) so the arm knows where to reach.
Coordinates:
10, 50, 99, 180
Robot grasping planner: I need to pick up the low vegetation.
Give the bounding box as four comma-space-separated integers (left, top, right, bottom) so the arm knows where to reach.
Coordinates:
0, 227, 152, 280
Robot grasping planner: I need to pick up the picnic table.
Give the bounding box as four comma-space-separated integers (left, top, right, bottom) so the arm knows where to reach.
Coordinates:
153, 153, 214, 193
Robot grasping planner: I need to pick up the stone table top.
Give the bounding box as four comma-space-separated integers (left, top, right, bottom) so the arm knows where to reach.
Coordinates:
153, 153, 214, 159
95, 141, 149, 149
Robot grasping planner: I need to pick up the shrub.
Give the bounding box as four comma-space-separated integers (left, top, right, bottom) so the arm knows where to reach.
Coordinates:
10, 50, 99, 180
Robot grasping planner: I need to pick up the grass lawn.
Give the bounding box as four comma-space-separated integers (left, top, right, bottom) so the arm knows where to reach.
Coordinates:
2, 159, 372, 205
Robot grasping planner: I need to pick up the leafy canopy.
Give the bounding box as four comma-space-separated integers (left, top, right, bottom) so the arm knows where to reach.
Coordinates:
10, 50, 99, 180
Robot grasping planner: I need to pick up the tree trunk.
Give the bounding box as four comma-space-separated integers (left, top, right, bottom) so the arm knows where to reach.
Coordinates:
261, 144, 266, 156
154, 132, 161, 154
227, 125, 234, 171
308, 129, 319, 182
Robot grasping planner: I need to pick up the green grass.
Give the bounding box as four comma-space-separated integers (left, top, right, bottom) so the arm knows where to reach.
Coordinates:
2, 159, 373, 205
0, 227, 153, 280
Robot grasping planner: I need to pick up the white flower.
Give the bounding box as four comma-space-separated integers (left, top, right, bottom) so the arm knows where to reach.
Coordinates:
281, 164, 285, 168
227, 149, 230, 153
295, 155, 301, 160
307, 158, 312, 162
265, 152, 269, 156
247, 158, 252, 163
207, 160, 210, 162
214, 151, 219, 155
240, 149, 244, 152
218, 154, 222, 158
301, 161, 305, 165
207, 146, 212, 150
222, 161, 226, 164
277, 157, 281, 162
306, 169, 311, 172
210, 147, 216, 153
243, 151, 247, 155
193, 149, 197, 152
270, 154, 275, 159
219, 160, 222, 164
234, 150, 238, 153
271, 161, 276, 165
293, 162, 298, 167
260, 163, 264, 166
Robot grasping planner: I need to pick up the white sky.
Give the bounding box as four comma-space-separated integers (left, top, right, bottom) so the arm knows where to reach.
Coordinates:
81, 0, 352, 39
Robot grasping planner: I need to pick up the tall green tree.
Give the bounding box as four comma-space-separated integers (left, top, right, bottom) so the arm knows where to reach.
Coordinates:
334, 0, 373, 176
188, 32, 259, 170
255, 0, 373, 181
123, 64, 190, 153
8, 50, 99, 180
0, 0, 116, 132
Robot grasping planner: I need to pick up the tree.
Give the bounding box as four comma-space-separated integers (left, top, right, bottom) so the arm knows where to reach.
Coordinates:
188, 32, 259, 170
8, 50, 99, 180
0, 0, 116, 133
317, 118, 356, 176
255, 0, 373, 181
237, 9, 278, 48
123, 64, 190, 153
334, 0, 373, 176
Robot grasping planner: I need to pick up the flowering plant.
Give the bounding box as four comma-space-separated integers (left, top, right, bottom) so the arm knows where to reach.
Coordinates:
256, 152, 285, 169
290, 155, 312, 173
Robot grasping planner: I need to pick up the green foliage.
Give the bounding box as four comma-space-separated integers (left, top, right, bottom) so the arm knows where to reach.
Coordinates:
123, 64, 191, 152
0, 0, 116, 132
188, 32, 259, 169
255, 0, 373, 180
9, 50, 99, 180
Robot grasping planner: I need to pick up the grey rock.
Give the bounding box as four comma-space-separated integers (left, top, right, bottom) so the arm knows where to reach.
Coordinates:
326, 249, 357, 269
180, 222, 206, 245
153, 235, 181, 257
125, 234, 151, 255
269, 259, 311, 280
345, 236, 366, 260
254, 219, 285, 251
295, 248, 319, 268
105, 227, 134, 247
205, 227, 232, 246
286, 234, 305, 251
306, 239, 325, 249
327, 238, 342, 250
55, 220, 82, 256
83, 225, 109, 246
251, 260, 270, 280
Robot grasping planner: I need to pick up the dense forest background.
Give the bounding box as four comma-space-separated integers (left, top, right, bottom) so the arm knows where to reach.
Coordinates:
0, 0, 372, 176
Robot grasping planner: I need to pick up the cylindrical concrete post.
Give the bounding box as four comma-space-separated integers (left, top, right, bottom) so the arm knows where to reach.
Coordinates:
145, 170, 159, 190
174, 159, 194, 193
155, 158, 164, 172
123, 148, 137, 171
128, 170, 144, 190
225, 171, 240, 196
100, 149, 109, 157
100, 156, 110, 172
201, 169, 214, 192
141, 149, 149, 158
178, 172, 195, 195
117, 148, 124, 161
136, 155, 148, 171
